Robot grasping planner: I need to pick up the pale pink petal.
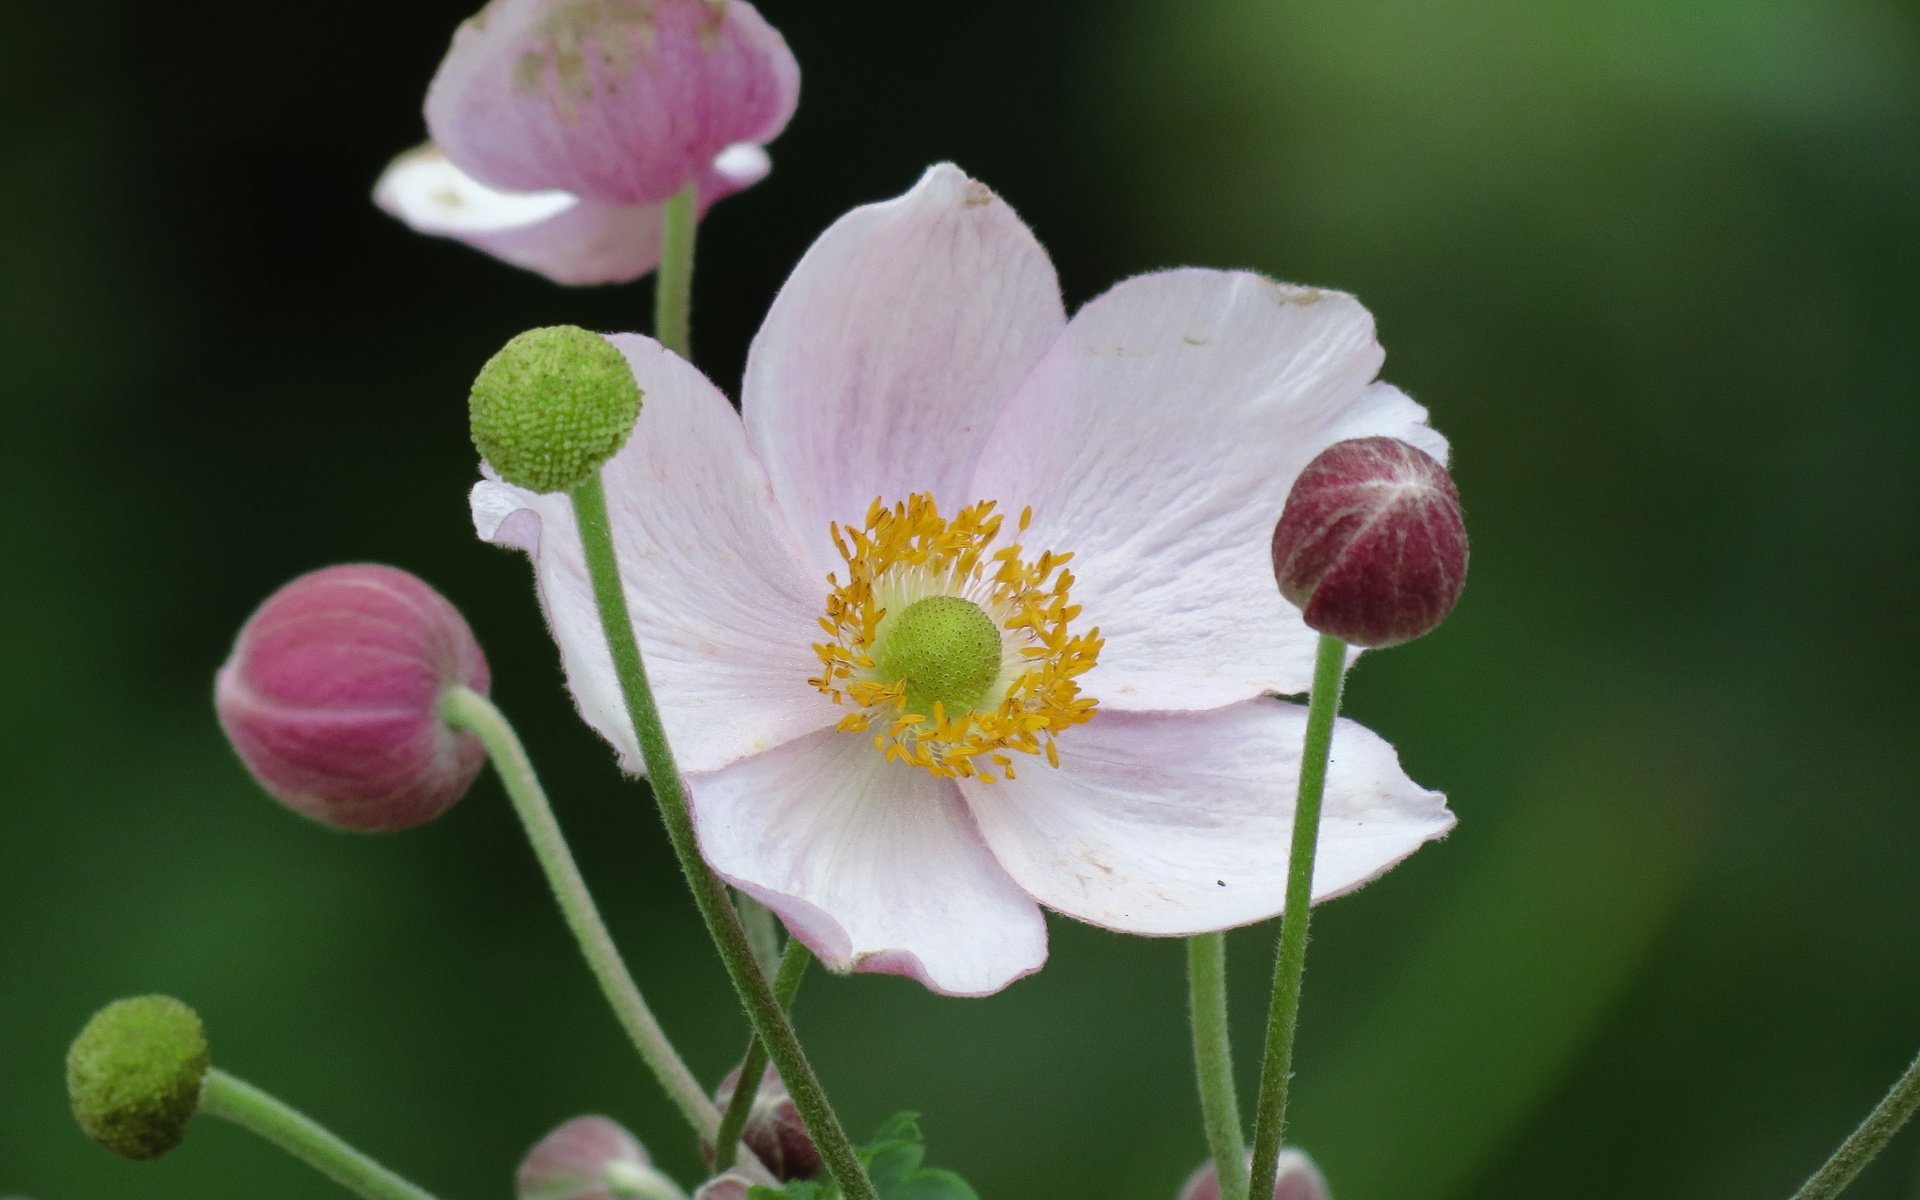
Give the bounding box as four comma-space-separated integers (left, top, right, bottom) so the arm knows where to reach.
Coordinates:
970, 271, 1444, 708
375, 142, 769, 286
518, 1115, 663, 1200
687, 729, 1048, 996
471, 334, 834, 775
961, 701, 1452, 935
426, 0, 797, 205
692, 1176, 753, 1200
1180, 1150, 1330, 1200
742, 163, 1066, 575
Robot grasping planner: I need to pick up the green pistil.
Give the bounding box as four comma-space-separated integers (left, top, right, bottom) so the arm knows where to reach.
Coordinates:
873, 596, 1002, 718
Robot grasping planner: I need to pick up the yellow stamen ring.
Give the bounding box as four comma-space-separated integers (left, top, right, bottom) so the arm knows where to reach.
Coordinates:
807, 494, 1102, 783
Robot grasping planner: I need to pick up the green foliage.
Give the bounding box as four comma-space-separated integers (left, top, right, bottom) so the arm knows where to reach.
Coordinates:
750, 1115, 977, 1200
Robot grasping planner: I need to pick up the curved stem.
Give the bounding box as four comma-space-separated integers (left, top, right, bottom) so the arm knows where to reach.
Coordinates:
1790, 1045, 1920, 1200
438, 686, 722, 1147
1189, 932, 1250, 1200
570, 472, 879, 1200
715, 939, 814, 1171
1248, 634, 1348, 1200
199, 1069, 439, 1200
653, 184, 698, 359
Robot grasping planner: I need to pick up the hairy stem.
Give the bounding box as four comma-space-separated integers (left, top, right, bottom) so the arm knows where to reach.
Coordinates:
1189, 931, 1251, 1200
570, 472, 878, 1200
438, 686, 721, 1147
715, 939, 814, 1171
1790, 1045, 1920, 1200
1248, 634, 1348, 1200
200, 1069, 439, 1200
653, 184, 697, 358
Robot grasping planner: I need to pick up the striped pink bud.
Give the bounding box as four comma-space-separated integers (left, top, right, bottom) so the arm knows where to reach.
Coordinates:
214, 564, 489, 832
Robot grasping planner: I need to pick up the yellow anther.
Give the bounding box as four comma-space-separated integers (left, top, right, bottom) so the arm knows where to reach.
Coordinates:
809, 493, 1100, 782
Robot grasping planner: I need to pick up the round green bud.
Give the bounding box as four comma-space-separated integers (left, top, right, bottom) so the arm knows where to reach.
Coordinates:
67, 995, 210, 1160
470, 326, 642, 494
873, 595, 1003, 718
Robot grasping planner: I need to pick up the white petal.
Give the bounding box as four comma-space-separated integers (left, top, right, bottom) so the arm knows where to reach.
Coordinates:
970, 270, 1443, 707
742, 164, 1066, 575
375, 143, 770, 286
961, 701, 1453, 935
472, 334, 835, 775
688, 730, 1049, 996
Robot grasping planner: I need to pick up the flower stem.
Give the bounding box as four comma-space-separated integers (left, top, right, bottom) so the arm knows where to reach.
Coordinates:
654, 184, 698, 359
569, 472, 879, 1200
198, 1068, 439, 1200
1189, 932, 1251, 1200
1790, 1045, 1920, 1200
1248, 633, 1348, 1200
437, 685, 721, 1145
715, 939, 814, 1171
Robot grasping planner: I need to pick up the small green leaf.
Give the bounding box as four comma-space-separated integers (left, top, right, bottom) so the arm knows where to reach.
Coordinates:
857, 1113, 978, 1200
861, 1111, 925, 1160
882, 1168, 978, 1200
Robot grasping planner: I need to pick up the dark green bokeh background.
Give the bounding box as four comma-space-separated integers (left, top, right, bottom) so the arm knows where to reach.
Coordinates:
5, 1, 1919, 1196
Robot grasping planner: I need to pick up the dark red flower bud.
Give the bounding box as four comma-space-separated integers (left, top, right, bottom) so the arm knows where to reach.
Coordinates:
214, 564, 490, 831
1271, 437, 1467, 647
713, 1063, 821, 1181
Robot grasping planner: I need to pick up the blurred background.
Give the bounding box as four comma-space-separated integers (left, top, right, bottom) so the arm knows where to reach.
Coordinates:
4, 0, 1918, 1196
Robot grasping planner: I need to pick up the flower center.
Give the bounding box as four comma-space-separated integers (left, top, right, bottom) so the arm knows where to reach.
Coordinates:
808, 494, 1102, 783
872, 595, 1003, 719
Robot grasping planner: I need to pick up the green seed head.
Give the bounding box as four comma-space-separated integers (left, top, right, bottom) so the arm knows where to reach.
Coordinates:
873, 595, 1003, 718
469, 326, 643, 494
67, 995, 210, 1160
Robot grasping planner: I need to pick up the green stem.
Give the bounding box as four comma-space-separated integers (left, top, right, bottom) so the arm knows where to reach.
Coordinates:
654, 184, 698, 358
570, 472, 879, 1200
438, 686, 721, 1146
1248, 634, 1348, 1200
715, 939, 814, 1171
198, 1069, 439, 1200
1189, 932, 1250, 1200
1790, 1045, 1920, 1200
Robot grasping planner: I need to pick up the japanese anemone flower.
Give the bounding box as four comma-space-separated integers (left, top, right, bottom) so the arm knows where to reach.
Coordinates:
376, 0, 797, 284
473, 164, 1456, 996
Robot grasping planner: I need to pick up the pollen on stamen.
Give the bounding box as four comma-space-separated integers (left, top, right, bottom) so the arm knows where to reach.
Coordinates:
810, 493, 1102, 783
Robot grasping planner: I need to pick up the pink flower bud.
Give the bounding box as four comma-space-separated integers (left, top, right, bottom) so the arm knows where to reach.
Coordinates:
712, 1064, 820, 1181
1180, 1150, 1332, 1200
1270, 436, 1468, 648
691, 1176, 752, 1200
518, 1116, 686, 1200
214, 565, 490, 832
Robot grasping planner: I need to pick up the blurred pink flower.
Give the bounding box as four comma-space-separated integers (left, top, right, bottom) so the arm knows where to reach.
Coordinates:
690, 1176, 751, 1200
518, 1115, 686, 1200
474, 165, 1455, 996
377, 0, 797, 284
1182, 1150, 1331, 1200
